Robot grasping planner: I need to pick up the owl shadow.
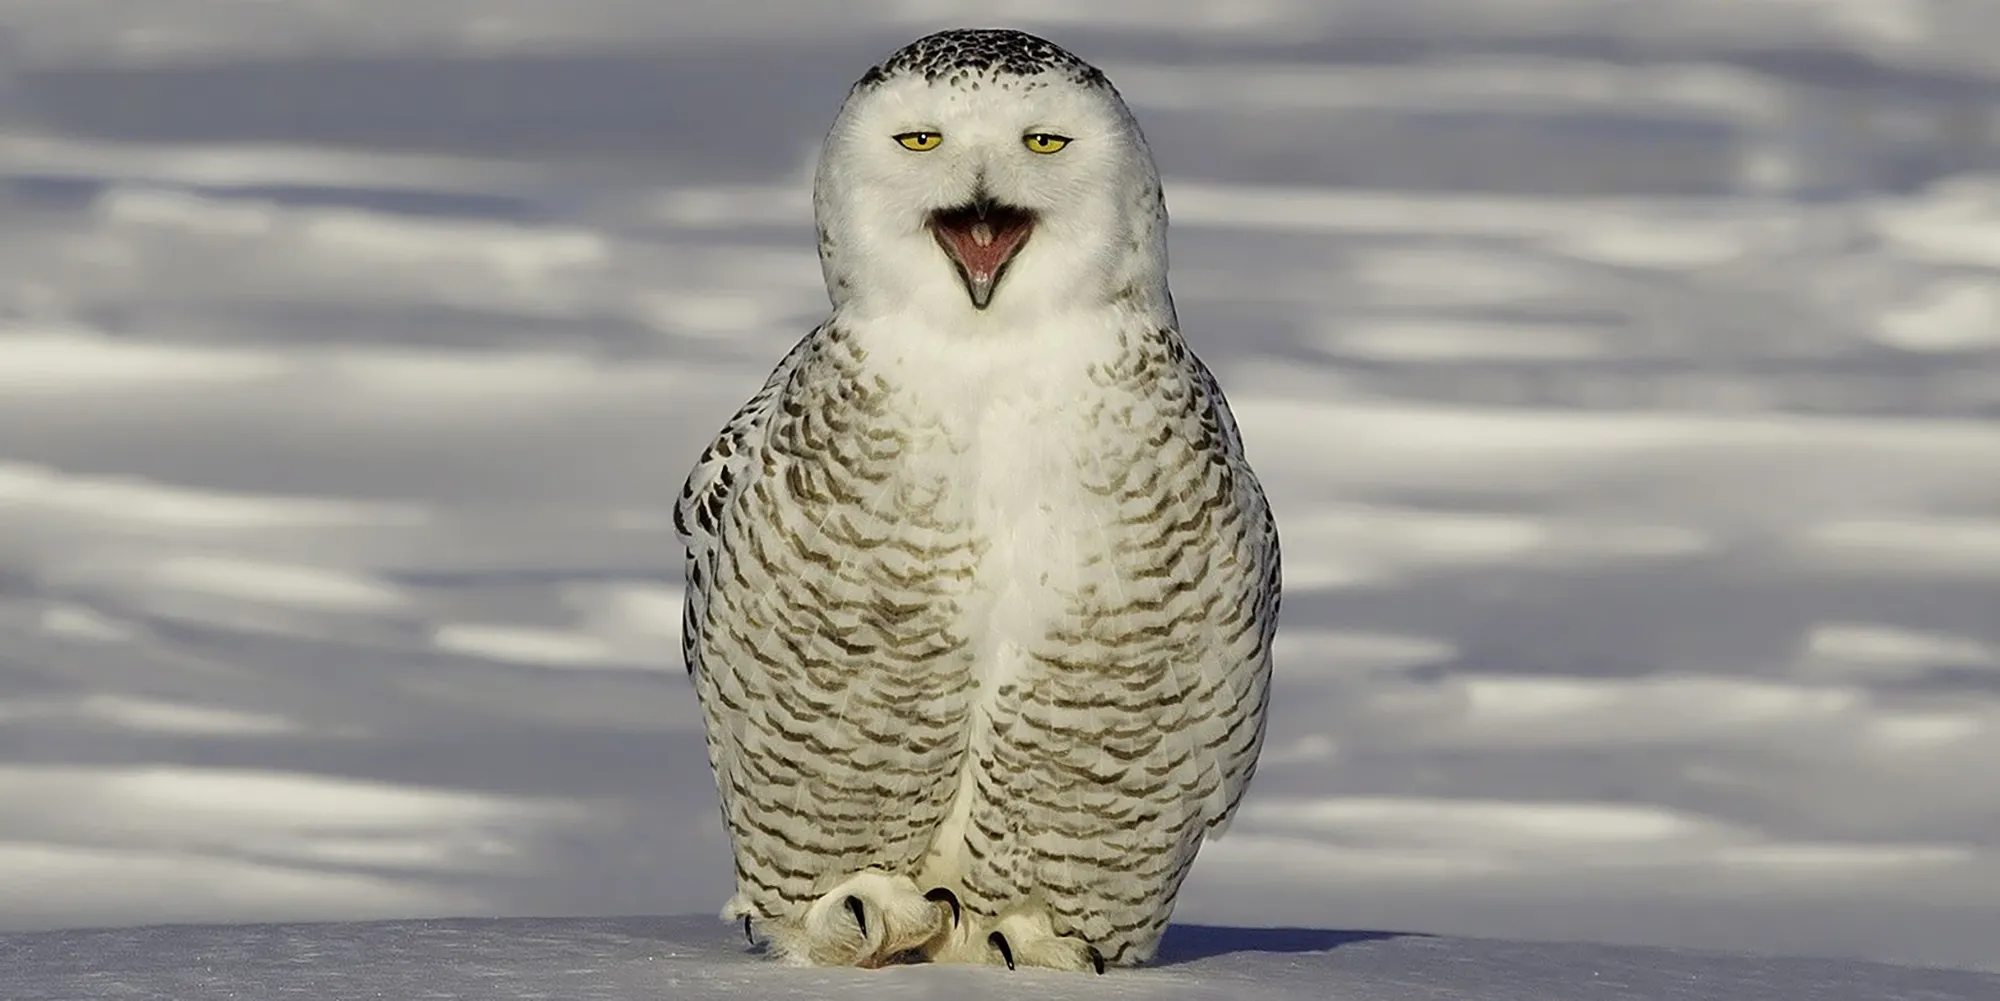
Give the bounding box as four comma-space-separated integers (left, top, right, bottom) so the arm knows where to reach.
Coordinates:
1151, 923, 1417, 965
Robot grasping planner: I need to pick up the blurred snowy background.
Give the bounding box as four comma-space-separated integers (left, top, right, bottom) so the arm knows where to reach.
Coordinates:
1, 0, 1998, 976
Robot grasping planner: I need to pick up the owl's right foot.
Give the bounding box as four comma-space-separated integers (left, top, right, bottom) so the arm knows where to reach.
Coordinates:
792, 870, 955, 968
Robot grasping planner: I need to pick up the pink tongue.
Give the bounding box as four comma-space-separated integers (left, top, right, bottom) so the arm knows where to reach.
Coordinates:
942, 220, 1028, 280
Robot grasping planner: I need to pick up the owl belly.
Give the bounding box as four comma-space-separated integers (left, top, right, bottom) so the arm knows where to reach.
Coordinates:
915, 385, 1150, 883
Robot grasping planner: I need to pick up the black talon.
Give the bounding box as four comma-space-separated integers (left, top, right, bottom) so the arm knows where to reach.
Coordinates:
923, 887, 962, 927
1087, 945, 1106, 975
743, 915, 755, 945
989, 931, 1015, 970
846, 895, 867, 938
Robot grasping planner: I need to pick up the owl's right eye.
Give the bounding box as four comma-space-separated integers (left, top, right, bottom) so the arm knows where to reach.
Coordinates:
894, 132, 943, 151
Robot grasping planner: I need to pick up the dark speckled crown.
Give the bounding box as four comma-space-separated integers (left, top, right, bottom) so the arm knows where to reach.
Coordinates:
855, 28, 1109, 90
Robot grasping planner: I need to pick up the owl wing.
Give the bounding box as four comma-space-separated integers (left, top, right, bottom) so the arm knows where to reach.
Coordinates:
673, 328, 819, 679
673, 327, 824, 919
1186, 349, 1281, 838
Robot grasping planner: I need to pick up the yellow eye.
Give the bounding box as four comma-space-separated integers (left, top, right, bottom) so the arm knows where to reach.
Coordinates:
895, 132, 942, 151
1023, 133, 1071, 154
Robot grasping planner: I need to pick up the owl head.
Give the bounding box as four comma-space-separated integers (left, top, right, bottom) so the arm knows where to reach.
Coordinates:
814, 29, 1172, 324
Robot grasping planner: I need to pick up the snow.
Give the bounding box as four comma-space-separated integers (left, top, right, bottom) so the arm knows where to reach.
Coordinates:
5, 917, 1998, 1001
4, 0, 2000, 987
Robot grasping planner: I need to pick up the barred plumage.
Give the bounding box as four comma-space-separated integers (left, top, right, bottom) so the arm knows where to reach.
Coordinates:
675, 27, 1279, 972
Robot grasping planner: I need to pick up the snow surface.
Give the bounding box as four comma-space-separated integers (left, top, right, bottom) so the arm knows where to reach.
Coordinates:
3, 0, 2000, 985
5, 916, 1999, 1001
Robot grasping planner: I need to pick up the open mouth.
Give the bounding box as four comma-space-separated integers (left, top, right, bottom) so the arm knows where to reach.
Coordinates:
930, 200, 1034, 309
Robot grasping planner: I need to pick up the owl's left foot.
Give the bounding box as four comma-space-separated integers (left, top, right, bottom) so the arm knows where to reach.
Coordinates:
928, 906, 1107, 973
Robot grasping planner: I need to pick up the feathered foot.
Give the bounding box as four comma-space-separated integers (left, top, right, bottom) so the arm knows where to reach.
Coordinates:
764, 870, 956, 968
925, 903, 1106, 974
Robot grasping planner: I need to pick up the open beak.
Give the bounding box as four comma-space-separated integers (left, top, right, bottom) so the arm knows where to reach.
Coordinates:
930, 198, 1034, 309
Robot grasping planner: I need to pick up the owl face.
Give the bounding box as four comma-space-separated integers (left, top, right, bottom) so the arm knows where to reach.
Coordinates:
814, 41, 1168, 322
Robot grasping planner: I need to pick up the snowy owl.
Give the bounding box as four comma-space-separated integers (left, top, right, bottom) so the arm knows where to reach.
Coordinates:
674, 27, 1280, 973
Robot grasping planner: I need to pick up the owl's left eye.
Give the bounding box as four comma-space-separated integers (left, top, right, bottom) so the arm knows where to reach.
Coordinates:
1023, 133, 1071, 154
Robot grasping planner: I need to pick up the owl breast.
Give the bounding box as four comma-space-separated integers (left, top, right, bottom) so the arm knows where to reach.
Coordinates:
963, 389, 1101, 671
877, 323, 1155, 682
